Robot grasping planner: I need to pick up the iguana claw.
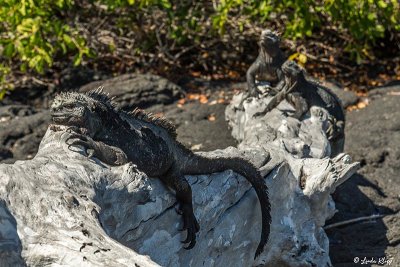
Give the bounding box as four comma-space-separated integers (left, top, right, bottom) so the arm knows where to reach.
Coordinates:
66, 133, 97, 157
179, 204, 200, 250
65, 126, 80, 134
175, 203, 184, 215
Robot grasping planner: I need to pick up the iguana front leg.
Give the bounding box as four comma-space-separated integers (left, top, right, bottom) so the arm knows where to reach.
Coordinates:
326, 116, 345, 141
287, 93, 308, 120
267, 79, 285, 96
163, 167, 200, 250
66, 133, 128, 166
253, 87, 287, 117
246, 62, 260, 97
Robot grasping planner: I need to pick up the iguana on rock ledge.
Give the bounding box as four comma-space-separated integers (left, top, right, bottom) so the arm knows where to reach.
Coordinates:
50, 89, 272, 258
246, 29, 286, 97
254, 60, 345, 156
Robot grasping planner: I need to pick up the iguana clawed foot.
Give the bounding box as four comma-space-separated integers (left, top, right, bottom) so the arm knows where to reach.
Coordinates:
178, 203, 200, 250
66, 133, 97, 158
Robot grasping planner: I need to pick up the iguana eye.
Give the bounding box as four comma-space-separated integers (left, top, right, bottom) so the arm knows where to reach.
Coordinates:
64, 104, 75, 109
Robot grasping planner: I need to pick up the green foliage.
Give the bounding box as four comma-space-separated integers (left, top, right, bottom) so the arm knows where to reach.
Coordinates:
0, 64, 11, 99
0, 0, 90, 93
0, 0, 399, 98
212, 0, 399, 42
323, 0, 399, 60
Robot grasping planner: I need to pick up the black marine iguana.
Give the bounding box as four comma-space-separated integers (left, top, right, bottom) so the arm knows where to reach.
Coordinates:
254, 60, 345, 156
50, 89, 272, 258
246, 29, 286, 97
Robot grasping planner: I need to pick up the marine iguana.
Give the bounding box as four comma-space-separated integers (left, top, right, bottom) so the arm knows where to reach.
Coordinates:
246, 29, 286, 97
50, 89, 272, 258
254, 60, 345, 156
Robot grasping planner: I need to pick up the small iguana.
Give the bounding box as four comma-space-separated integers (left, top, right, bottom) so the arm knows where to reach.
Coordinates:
50, 89, 272, 258
246, 29, 286, 97
254, 60, 345, 156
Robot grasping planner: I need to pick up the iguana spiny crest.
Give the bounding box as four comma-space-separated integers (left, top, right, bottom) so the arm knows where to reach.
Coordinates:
51, 87, 177, 138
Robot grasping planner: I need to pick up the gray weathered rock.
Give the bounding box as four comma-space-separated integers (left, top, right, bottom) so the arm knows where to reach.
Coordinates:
0, 129, 158, 267
79, 73, 185, 109
225, 93, 360, 266
0, 92, 359, 266
0, 105, 50, 163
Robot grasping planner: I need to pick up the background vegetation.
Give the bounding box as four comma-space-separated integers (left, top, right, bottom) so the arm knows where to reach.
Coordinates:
1, 0, 399, 98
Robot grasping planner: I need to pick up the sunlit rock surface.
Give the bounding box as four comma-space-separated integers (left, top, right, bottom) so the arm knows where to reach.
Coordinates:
0, 92, 359, 266
225, 93, 359, 266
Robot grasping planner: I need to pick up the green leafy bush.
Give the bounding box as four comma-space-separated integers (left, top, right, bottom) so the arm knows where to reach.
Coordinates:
0, 0, 399, 97
0, 0, 90, 72
212, 0, 399, 48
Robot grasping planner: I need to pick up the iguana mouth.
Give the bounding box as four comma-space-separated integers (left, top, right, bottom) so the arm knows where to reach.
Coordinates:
51, 113, 72, 123
282, 64, 299, 80
261, 35, 278, 45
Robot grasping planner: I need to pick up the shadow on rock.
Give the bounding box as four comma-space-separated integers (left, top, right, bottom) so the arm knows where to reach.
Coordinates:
327, 173, 394, 267
0, 201, 26, 266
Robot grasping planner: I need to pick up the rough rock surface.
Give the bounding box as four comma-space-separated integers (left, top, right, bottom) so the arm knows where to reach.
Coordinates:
0, 105, 50, 163
156, 82, 399, 266
0, 93, 359, 266
1, 76, 397, 266
79, 73, 185, 109
0, 129, 158, 267
225, 93, 360, 266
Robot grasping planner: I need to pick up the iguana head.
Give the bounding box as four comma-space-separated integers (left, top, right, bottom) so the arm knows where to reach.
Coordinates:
281, 60, 304, 84
51, 91, 105, 136
259, 29, 280, 55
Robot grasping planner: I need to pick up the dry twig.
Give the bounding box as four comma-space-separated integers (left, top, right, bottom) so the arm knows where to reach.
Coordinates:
324, 214, 385, 230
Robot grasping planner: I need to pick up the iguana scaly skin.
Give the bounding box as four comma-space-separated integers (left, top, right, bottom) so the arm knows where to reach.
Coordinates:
50, 89, 272, 258
246, 29, 286, 97
254, 60, 346, 156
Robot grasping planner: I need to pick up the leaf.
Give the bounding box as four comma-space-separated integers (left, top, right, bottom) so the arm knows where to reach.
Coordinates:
375, 24, 385, 33
367, 13, 376, 21
377, 0, 388, 9
288, 52, 299, 61
207, 114, 216, 121
3, 43, 15, 58
60, 42, 67, 54
36, 47, 53, 65
199, 95, 208, 104
62, 34, 73, 45
160, 0, 171, 9
28, 55, 44, 73
298, 53, 307, 65
19, 0, 26, 16
16, 19, 34, 33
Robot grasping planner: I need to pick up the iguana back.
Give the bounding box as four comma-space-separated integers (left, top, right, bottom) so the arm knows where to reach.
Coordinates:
50, 89, 273, 259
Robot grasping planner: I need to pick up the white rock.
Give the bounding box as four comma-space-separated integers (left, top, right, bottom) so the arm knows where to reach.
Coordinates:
0, 93, 359, 266
225, 92, 359, 266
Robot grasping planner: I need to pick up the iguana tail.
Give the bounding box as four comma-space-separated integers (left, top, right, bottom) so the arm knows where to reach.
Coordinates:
182, 150, 271, 259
